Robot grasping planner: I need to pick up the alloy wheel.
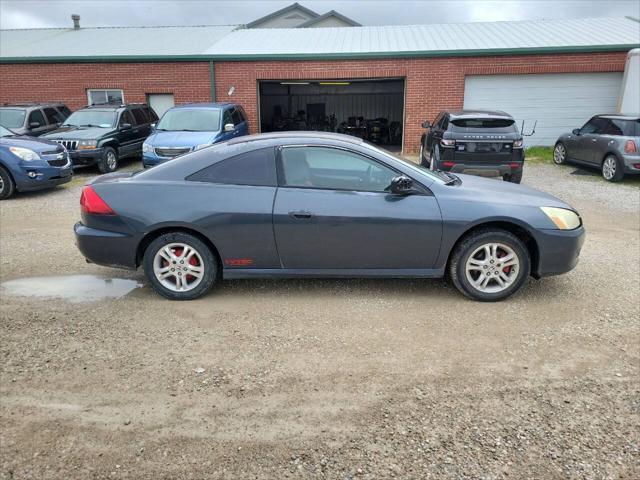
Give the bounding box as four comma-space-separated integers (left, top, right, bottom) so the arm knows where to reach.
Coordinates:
465, 243, 520, 294
553, 144, 565, 164
0, 176, 4, 194
602, 157, 616, 180
153, 243, 205, 292
106, 151, 117, 170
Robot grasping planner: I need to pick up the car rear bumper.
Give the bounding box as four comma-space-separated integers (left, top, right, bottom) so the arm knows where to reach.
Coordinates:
621, 154, 640, 174
532, 226, 585, 278
74, 222, 138, 269
437, 148, 524, 176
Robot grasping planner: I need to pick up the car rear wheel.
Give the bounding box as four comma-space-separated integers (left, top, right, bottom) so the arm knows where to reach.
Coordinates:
0, 166, 15, 200
143, 232, 218, 300
429, 151, 436, 171
419, 143, 426, 166
553, 143, 567, 165
601, 154, 624, 182
449, 229, 530, 302
98, 147, 119, 174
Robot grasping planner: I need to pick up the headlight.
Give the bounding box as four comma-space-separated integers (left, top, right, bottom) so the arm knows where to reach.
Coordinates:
77, 140, 97, 150
195, 143, 211, 151
9, 146, 40, 161
513, 139, 523, 149
540, 207, 581, 230
142, 142, 153, 153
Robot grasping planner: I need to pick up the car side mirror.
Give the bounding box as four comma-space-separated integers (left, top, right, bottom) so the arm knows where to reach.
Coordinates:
572, 128, 581, 136
29, 121, 41, 129
120, 123, 132, 130
224, 123, 235, 132
421, 121, 431, 129
389, 175, 414, 195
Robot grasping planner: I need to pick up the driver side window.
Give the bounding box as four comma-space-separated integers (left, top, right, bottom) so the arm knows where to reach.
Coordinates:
280, 146, 398, 193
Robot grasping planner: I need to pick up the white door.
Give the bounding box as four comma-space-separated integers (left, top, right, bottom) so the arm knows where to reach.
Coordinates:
147, 94, 175, 119
463, 73, 623, 146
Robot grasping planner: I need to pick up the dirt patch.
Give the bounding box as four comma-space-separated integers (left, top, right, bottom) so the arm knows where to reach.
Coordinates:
1, 164, 639, 479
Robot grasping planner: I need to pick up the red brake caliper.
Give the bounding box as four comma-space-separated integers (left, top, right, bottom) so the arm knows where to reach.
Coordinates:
497, 250, 510, 274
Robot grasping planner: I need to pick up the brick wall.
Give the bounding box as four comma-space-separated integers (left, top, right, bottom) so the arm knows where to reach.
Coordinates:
214, 52, 627, 152
1, 52, 627, 152
0, 62, 212, 111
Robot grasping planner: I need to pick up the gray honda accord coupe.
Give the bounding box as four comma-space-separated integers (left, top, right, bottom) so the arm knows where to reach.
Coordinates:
75, 132, 585, 302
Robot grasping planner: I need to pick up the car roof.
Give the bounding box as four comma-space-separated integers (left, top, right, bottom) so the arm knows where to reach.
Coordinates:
445, 109, 513, 119
1, 103, 64, 108
172, 102, 236, 109
79, 103, 148, 111
227, 131, 364, 146
596, 114, 640, 121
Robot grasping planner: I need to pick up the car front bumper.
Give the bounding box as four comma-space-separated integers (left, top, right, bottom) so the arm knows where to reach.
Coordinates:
13, 161, 73, 192
68, 147, 104, 167
531, 226, 586, 278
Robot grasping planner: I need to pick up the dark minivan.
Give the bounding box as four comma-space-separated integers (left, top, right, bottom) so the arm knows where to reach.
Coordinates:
43, 103, 158, 173
420, 110, 525, 183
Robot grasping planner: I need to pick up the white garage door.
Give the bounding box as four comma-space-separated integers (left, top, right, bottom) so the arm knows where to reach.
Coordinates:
464, 73, 623, 146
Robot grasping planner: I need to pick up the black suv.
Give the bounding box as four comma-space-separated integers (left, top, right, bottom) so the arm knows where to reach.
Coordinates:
420, 110, 525, 183
0, 103, 72, 137
42, 103, 158, 173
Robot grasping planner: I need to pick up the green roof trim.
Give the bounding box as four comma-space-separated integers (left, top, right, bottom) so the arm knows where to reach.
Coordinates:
1, 43, 637, 64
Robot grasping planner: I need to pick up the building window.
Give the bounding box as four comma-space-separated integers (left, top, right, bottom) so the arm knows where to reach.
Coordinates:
87, 89, 124, 106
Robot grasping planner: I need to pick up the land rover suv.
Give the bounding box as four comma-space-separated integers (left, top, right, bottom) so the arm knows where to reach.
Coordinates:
420, 110, 525, 183
43, 103, 158, 172
0, 103, 72, 137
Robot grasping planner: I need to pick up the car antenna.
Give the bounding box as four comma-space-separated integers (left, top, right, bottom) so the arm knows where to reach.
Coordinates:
520, 119, 537, 137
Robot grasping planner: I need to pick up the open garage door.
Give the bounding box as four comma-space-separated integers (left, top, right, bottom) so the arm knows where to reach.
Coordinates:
258, 79, 405, 151
464, 72, 623, 146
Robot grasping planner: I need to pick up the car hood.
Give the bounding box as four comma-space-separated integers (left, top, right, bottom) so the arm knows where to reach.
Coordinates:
146, 130, 219, 147
448, 173, 574, 210
43, 125, 116, 140
0, 135, 64, 153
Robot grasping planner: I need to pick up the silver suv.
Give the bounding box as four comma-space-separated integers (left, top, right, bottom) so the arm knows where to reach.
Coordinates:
0, 103, 72, 137
553, 115, 640, 182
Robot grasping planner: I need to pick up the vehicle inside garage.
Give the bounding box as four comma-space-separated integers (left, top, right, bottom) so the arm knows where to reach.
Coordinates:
258, 78, 404, 150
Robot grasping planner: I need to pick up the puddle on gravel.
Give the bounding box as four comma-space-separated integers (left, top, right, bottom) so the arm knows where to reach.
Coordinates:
1, 275, 142, 303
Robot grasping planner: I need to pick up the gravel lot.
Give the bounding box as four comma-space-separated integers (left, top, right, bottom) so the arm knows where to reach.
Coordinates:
1, 161, 639, 479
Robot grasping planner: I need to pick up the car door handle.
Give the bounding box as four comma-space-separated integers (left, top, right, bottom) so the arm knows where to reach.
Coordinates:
289, 211, 313, 220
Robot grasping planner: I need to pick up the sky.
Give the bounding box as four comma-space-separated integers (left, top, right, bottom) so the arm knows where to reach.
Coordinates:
1, 0, 639, 29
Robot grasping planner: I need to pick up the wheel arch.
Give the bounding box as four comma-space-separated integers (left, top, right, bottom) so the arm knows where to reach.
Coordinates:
0, 161, 17, 189
445, 220, 540, 278
135, 225, 223, 276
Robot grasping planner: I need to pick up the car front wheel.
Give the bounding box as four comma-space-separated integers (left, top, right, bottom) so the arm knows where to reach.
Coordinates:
601, 154, 624, 182
98, 147, 119, 173
449, 229, 530, 302
143, 232, 218, 300
553, 143, 567, 165
0, 166, 16, 200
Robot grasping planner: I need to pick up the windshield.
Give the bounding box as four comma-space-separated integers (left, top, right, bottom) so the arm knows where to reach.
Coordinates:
362, 141, 451, 183
156, 108, 221, 132
0, 125, 15, 137
64, 110, 116, 127
0, 109, 26, 129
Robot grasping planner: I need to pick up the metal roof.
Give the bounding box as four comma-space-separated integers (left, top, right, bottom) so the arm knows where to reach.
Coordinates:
0, 25, 237, 60
205, 17, 640, 59
0, 17, 638, 63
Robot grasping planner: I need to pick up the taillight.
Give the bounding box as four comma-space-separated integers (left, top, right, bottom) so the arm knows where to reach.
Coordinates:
442, 161, 455, 168
624, 140, 637, 154
80, 186, 115, 215
440, 139, 455, 147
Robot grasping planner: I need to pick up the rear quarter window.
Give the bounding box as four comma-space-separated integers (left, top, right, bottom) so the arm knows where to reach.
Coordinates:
0, 109, 26, 128
186, 147, 276, 187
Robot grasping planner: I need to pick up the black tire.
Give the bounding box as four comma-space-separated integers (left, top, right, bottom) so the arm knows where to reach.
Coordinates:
601, 154, 624, 182
553, 142, 567, 165
0, 166, 15, 200
449, 229, 531, 302
429, 150, 437, 171
98, 146, 119, 173
504, 171, 523, 184
419, 142, 427, 167
143, 232, 218, 300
